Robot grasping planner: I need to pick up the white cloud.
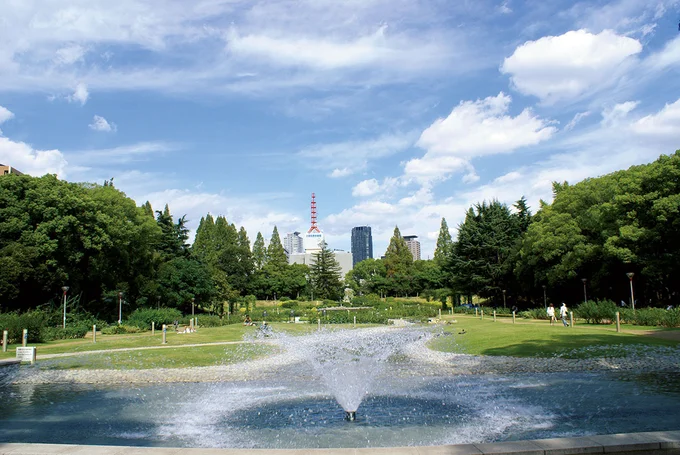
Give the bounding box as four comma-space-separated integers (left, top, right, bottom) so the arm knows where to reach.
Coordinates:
351, 178, 402, 198
68, 83, 89, 105
0, 105, 14, 134
601, 101, 639, 126
0, 106, 14, 125
66, 141, 177, 165
564, 111, 591, 131
632, 99, 680, 136
462, 171, 480, 184
88, 115, 117, 132
0, 136, 67, 177
404, 93, 556, 183
644, 35, 680, 71
499, 1, 512, 14
299, 132, 414, 176
501, 30, 642, 103
55, 44, 86, 65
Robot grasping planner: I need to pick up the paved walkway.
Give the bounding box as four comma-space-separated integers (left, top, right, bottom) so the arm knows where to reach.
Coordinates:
1, 430, 679, 454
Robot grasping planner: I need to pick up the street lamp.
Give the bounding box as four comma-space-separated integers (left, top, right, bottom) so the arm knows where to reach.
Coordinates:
118, 292, 123, 325
542, 285, 547, 309
502, 289, 507, 308
581, 278, 587, 303
192, 297, 195, 317
61, 286, 69, 329
626, 272, 635, 311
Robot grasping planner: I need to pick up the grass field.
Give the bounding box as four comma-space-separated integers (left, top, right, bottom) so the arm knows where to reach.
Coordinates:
2, 315, 679, 368
431, 313, 680, 358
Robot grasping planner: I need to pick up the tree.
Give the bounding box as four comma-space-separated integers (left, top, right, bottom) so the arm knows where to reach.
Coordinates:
252, 232, 266, 270
309, 243, 343, 300
383, 226, 413, 295
434, 218, 453, 267
346, 258, 386, 295
266, 226, 288, 270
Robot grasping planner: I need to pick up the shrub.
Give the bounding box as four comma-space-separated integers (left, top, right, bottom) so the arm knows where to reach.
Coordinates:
41, 326, 90, 341
125, 308, 183, 329
620, 307, 668, 327
195, 315, 224, 327
575, 300, 617, 324
663, 308, 680, 328
0, 310, 49, 343
519, 308, 547, 320
101, 324, 141, 335
280, 300, 299, 309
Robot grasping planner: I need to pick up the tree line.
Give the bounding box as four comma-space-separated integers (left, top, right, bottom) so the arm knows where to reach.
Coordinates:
0, 174, 344, 318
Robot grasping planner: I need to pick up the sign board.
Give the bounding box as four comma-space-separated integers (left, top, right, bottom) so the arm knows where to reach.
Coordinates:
16, 347, 36, 363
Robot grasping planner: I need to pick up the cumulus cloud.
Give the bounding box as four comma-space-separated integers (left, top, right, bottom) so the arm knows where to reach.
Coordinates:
0, 136, 67, 176
88, 115, 117, 132
329, 168, 353, 178
68, 83, 89, 105
0, 105, 14, 134
55, 44, 86, 65
632, 99, 680, 136
404, 93, 556, 183
501, 30, 642, 103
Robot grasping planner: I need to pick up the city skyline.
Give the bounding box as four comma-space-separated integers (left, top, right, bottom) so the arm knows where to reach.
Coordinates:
1, 1, 679, 258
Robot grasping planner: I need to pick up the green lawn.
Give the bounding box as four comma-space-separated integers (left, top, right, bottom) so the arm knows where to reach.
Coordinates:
431, 314, 680, 358
35, 343, 275, 369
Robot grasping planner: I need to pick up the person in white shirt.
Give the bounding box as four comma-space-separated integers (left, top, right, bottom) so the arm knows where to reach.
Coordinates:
559, 303, 569, 327
546, 303, 556, 325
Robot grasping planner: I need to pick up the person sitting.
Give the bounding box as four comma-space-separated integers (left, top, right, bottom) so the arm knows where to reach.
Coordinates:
244, 315, 252, 326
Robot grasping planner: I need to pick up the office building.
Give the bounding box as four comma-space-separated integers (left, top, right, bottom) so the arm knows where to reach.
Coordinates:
351, 226, 373, 267
403, 235, 421, 261
283, 231, 304, 258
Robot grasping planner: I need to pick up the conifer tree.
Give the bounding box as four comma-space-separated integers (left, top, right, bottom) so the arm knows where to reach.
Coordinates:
266, 226, 288, 270
192, 214, 215, 262
309, 243, 343, 300
141, 201, 154, 218
434, 218, 453, 266
252, 232, 266, 270
384, 226, 413, 276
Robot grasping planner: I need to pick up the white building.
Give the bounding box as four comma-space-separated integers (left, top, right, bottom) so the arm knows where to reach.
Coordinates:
403, 235, 421, 261
284, 231, 304, 258
289, 250, 353, 280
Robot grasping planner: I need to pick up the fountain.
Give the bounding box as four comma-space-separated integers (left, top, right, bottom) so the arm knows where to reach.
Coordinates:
1, 326, 680, 449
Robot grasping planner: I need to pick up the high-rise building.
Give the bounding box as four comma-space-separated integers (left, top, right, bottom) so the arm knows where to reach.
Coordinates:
283, 231, 304, 258
351, 226, 373, 266
403, 235, 421, 261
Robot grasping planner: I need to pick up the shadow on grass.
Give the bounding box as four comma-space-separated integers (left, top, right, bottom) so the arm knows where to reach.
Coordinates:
481, 332, 678, 358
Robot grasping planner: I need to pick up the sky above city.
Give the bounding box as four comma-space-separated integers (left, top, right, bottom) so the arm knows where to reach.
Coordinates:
1, 0, 680, 258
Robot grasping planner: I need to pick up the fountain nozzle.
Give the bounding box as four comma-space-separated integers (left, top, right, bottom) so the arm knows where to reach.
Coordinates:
345, 411, 356, 421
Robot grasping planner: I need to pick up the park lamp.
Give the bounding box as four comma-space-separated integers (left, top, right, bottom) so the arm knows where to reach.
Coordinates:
626, 272, 635, 311
62, 286, 69, 329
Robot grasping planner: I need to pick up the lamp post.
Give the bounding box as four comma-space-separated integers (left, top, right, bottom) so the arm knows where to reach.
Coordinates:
502, 289, 507, 309
62, 286, 69, 329
581, 278, 587, 304
192, 297, 195, 317
118, 292, 123, 325
542, 285, 547, 309
626, 272, 635, 311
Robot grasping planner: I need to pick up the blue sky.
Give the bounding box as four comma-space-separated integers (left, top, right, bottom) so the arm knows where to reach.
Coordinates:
1, 0, 680, 258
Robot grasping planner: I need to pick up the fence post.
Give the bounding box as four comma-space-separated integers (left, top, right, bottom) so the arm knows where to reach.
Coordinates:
512, 311, 515, 324
493, 310, 496, 322
475, 308, 478, 317
481, 310, 484, 320
615, 312, 620, 333
318, 318, 321, 330
22, 329, 28, 347
93, 325, 96, 343
162, 324, 167, 344
152, 321, 155, 336
2, 330, 7, 352
569, 311, 574, 328
353, 316, 356, 327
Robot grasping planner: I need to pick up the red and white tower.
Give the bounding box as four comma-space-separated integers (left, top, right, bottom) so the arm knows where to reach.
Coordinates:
304, 193, 324, 251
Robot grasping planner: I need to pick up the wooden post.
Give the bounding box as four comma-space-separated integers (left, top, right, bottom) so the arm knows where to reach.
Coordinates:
475, 308, 478, 317
512, 311, 516, 324
93, 325, 96, 343
481, 310, 484, 320
493, 310, 496, 322
616, 312, 620, 333
162, 324, 167, 344
439, 308, 442, 319
152, 321, 155, 336
569, 311, 574, 328
318, 318, 321, 330
22, 329, 28, 347
353, 316, 356, 327
2, 330, 7, 352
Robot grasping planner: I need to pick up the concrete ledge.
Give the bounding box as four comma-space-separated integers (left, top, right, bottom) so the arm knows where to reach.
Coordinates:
0, 358, 21, 367
1, 431, 679, 455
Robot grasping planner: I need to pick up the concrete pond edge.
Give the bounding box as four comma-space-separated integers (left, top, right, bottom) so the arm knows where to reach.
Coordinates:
1, 430, 680, 455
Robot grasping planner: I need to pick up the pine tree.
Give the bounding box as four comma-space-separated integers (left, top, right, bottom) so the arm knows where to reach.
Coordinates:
266, 226, 288, 270
434, 218, 453, 266
252, 232, 266, 270
192, 214, 215, 262
513, 196, 532, 233
384, 226, 413, 276
141, 201, 154, 218
309, 243, 343, 300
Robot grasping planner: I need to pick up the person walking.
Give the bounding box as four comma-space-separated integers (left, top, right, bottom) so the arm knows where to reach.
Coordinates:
559, 303, 569, 327
546, 303, 556, 326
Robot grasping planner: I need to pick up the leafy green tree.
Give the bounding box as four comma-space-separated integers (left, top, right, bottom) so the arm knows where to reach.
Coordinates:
309, 243, 344, 300
157, 257, 214, 312
346, 258, 386, 295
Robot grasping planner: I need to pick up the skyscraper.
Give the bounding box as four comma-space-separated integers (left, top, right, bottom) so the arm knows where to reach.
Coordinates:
403, 235, 421, 261
283, 231, 304, 258
351, 226, 373, 266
